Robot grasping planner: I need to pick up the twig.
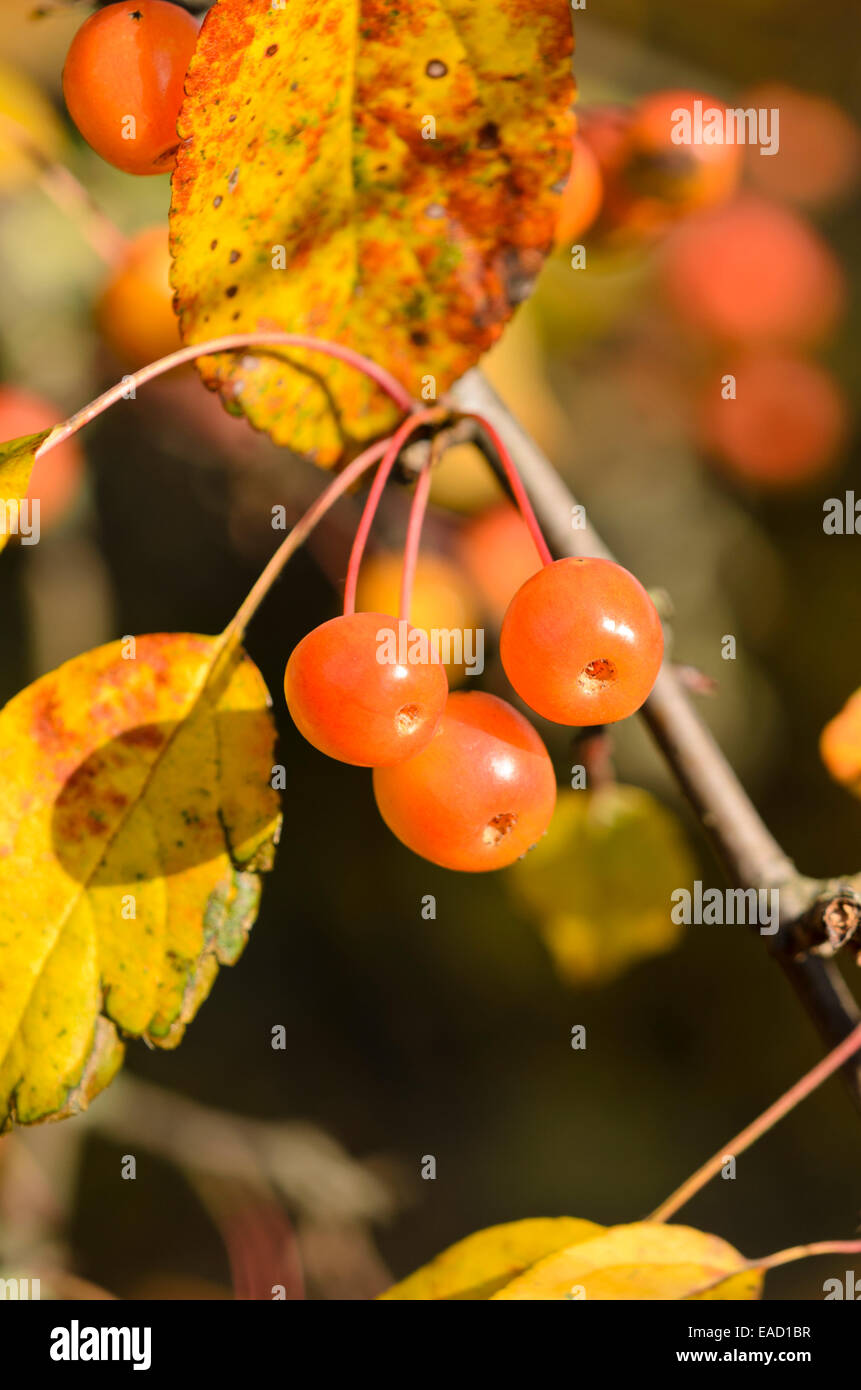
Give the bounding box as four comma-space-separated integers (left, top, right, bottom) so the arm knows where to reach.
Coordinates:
81, 1074, 395, 1225
399, 457, 434, 624
463, 414, 554, 566
686, 1239, 861, 1299
648, 1019, 861, 1221
450, 369, 861, 1108
342, 410, 444, 617
35, 332, 414, 461
191, 1174, 306, 1300
226, 437, 390, 641
0, 113, 127, 265
37, 162, 128, 265
574, 727, 616, 792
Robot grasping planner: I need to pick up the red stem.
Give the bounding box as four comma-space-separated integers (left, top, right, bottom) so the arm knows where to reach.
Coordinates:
329, 436, 390, 617
465, 413, 554, 567
399, 461, 433, 625
688, 1239, 861, 1298
342, 408, 442, 617
34, 333, 416, 461
225, 438, 394, 642
649, 1017, 861, 1223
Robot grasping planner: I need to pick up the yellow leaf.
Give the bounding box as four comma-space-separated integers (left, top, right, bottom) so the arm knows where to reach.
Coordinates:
428, 441, 504, 514
0, 633, 281, 1130
382, 1218, 763, 1301
507, 786, 693, 986
380, 1217, 603, 1300
0, 60, 65, 191
170, 0, 575, 464
491, 1222, 762, 1301
0, 429, 51, 556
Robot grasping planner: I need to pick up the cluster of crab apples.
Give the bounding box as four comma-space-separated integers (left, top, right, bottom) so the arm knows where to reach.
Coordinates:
57, 3, 667, 873
284, 556, 664, 872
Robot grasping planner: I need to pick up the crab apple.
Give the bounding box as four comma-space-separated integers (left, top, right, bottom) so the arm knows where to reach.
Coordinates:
625, 90, 742, 220
555, 135, 603, 246
373, 691, 557, 872
577, 104, 635, 189
660, 196, 845, 348
500, 557, 664, 726
95, 227, 181, 368
742, 84, 861, 210
571, 104, 638, 241
457, 503, 542, 622
821, 689, 861, 795
0, 385, 84, 532
579, 103, 633, 165
698, 355, 849, 489
62, 1, 199, 176
284, 611, 448, 767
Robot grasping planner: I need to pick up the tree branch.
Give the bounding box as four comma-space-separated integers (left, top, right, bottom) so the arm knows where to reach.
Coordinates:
451, 369, 861, 1108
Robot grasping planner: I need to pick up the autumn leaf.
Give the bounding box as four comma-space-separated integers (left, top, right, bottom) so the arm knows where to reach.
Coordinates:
0, 429, 51, 556
170, 0, 575, 465
507, 786, 693, 986
379, 1217, 603, 1300
0, 633, 281, 1130
0, 61, 66, 192
492, 1223, 762, 1300
382, 1219, 763, 1301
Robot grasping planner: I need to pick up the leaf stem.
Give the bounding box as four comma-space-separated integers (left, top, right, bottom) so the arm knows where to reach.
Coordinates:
687, 1239, 861, 1298
0, 113, 127, 265
224, 437, 392, 644
462, 412, 554, 567
37, 162, 128, 266
399, 459, 434, 626
648, 1019, 861, 1223
342, 408, 444, 617
451, 368, 861, 1109
33, 334, 416, 461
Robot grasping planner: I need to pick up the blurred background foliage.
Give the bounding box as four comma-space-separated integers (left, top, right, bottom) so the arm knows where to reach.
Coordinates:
0, 0, 859, 1298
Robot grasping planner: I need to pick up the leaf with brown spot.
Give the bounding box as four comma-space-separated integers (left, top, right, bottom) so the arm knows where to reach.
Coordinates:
170, 0, 575, 465
0, 633, 282, 1129
0, 429, 51, 555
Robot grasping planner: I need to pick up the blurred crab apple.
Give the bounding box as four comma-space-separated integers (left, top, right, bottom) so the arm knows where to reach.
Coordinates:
95, 226, 182, 369
0, 385, 84, 531
661, 195, 845, 348
697, 355, 849, 489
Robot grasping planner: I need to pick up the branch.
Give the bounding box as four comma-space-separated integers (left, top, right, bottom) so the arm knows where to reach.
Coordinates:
649, 1019, 861, 1221
687, 1239, 861, 1299
450, 369, 861, 1108
80, 1074, 395, 1225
